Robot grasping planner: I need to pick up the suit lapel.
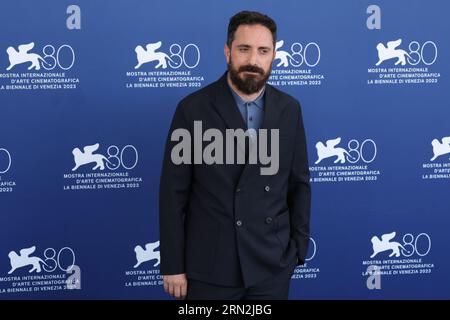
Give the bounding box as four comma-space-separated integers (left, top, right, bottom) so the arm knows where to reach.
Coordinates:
238, 84, 287, 183
211, 72, 247, 131
210, 72, 287, 183
211, 72, 287, 132
260, 83, 285, 131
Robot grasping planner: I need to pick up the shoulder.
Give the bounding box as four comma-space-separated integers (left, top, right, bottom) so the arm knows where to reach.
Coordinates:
178, 79, 219, 109
267, 84, 302, 114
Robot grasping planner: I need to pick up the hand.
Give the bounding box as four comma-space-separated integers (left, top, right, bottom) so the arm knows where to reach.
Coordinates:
163, 273, 188, 299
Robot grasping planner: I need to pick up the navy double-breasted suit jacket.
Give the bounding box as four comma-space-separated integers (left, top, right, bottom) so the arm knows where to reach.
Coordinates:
159, 72, 311, 287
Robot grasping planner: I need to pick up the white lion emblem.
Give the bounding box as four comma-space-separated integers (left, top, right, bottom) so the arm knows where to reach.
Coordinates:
370, 232, 409, 258
8, 246, 47, 274
375, 39, 416, 66
71, 143, 112, 171
315, 137, 355, 164
133, 241, 160, 268
134, 41, 175, 69
6, 42, 50, 70
430, 136, 450, 161
274, 40, 299, 67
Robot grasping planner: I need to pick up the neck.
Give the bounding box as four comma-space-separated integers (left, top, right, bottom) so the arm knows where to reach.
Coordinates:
227, 72, 264, 101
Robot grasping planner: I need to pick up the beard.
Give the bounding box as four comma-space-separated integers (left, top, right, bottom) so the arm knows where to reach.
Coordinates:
228, 58, 271, 95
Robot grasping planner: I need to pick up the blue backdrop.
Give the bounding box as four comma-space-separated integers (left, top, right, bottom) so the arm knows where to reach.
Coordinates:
0, 0, 448, 299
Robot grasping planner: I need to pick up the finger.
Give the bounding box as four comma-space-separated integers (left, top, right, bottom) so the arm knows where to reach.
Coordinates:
168, 283, 175, 297
174, 284, 181, 299
181, 282, 187, 299
163, 279, 169, 293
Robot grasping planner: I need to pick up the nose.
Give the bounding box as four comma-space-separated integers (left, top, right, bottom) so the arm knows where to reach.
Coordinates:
248, 49, 258, 66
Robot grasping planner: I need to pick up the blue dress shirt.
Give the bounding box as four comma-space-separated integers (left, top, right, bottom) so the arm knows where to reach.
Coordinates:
229, 84, 265, 130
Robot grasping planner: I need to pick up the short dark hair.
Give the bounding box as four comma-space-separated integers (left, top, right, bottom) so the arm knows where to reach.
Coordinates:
227, 11, 277, 47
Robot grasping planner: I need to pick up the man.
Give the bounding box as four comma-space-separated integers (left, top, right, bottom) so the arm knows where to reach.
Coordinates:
159, 11, 311, 300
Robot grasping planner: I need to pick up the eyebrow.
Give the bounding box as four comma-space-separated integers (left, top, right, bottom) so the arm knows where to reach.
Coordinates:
236, 44, 272, 50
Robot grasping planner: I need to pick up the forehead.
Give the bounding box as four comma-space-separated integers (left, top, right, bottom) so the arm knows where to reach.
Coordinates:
232, 24, 274, 48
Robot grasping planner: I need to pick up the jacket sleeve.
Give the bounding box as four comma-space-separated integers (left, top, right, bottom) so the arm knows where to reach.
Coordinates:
159, 102, 193, 275
287, 102, 311, 265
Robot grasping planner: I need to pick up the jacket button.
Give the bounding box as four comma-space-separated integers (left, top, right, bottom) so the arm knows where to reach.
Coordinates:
236, 220, 243, 227
265, 217, 273, 224
236, 188, 241, 193
264, 185, 270, 192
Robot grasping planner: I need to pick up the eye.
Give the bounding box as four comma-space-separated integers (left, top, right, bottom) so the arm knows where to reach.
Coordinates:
260, 48, 270, 54
239, 47, 249, 53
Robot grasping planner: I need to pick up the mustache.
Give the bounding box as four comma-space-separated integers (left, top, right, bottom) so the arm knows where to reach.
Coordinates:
238, 65, 264, 75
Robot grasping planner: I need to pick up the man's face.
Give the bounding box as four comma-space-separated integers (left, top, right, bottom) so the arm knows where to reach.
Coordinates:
225, 24, 275, 95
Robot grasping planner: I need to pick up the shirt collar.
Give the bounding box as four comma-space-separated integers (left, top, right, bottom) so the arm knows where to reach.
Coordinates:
228, 80, 265, 109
